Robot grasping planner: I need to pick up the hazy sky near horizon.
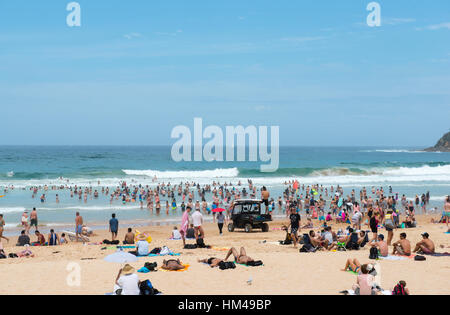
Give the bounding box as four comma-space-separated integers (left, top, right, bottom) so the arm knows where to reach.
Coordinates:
0, 0, 449, 146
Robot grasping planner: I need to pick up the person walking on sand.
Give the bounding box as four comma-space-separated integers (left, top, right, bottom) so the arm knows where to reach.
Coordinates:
109, 213, 119, 241
0, 214, 9, 243
75, 212, 84, 242
180, 206, 190, 246
261, 186, 270, 213
30, 208, 38, 232
216, 211, 226, 235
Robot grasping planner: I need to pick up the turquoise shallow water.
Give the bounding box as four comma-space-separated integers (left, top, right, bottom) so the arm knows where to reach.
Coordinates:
0, 146, 449, 231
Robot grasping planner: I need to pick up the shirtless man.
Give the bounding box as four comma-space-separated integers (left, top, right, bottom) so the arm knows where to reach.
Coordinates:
392, 233, 411, 256
198, 257, 223, 268
413, 232, 435, 255
261, 186, 270, 213
224, 247, 254, 265
369, 234, 389, 257
123, 228, 135, 244
75, 212, 84, 242
30, 208, 38, 232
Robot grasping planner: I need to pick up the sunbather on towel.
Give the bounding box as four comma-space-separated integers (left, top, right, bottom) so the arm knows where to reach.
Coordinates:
224, 247, 254, 265
161, 259, 185, 271
198, 257, 223, 268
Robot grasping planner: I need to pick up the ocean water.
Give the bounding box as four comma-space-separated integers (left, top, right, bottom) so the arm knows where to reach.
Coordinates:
0, 146, 449, 231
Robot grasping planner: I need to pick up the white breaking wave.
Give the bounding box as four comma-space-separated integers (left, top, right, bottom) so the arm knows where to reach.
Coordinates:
382, 164, 450, 176
39, 205, 142, 211
122, 168, 239, 179
0, 206, 27, 214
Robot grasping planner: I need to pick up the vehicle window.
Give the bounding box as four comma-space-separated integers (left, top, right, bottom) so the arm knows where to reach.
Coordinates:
233, 204, 242, 214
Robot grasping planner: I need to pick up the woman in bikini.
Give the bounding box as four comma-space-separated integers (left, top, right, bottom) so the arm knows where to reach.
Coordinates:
342, 258, 362, 273
224, 247, 254, 265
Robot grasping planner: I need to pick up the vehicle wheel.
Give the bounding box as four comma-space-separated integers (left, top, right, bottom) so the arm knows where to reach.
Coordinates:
261, 223, 269, 232
228, 223, 235, 232
244, 223, 252, 233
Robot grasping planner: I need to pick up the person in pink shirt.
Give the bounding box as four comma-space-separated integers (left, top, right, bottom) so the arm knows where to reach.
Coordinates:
353, 264, 375, 295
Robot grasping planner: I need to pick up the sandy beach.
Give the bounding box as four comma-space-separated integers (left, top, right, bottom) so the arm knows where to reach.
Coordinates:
0, 214, 448, 295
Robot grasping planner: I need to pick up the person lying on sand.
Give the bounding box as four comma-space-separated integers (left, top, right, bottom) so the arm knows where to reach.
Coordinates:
392, 233, 411, 256
161, 259, 185, 271
198, 257, 223, 268
413, 232, 435, 254
224, 247, 254, 265
16, 248, 35, 258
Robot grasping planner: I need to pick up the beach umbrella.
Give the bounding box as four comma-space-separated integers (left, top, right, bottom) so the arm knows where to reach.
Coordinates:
104, 250, 138, 263
212, 208, 226, 213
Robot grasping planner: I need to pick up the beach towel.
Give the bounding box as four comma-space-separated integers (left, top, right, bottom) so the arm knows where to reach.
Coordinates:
161, 264, 190, 272
346, 270, 359, 275
429, 252, 450, 257
211, 246, 230, 251
394, 254, 416, 259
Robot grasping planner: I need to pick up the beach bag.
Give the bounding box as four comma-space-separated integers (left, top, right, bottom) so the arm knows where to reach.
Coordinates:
196, 238, 206, 248
144, 262, 157, 271
102, 239, 111, 244
219, 261, 236, 270
414, 255, 426, 261
184, 244, 197, 249
369, 247, 379, 260
299, 244, 316, 253
139, 280, 160, 295
150, 247, 161, 254
246, 260, 263, 267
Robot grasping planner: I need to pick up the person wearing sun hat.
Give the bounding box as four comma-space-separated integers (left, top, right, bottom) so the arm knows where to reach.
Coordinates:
132, 233, 150, 256
115, 264, 140, 295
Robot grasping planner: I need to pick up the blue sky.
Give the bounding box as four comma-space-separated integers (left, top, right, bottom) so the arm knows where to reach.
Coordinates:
0, 0, 449, 146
